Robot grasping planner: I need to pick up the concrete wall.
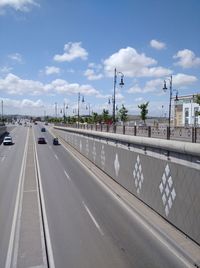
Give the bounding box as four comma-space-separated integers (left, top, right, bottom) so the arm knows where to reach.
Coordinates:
54, 126, 200, 245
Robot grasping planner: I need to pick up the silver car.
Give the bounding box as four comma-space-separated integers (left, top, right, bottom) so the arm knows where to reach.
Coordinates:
3, 136, 13, 145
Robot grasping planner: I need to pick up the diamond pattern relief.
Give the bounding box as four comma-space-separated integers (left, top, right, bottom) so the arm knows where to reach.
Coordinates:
159, 164, 176, 217
114, 154, 120, 177
133, 155, 144, 195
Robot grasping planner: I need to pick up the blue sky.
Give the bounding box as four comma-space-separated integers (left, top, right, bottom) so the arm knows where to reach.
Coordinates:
0, 0, 200, 117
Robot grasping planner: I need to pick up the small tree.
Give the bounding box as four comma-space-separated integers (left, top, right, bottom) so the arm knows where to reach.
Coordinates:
102, 109, 111, 123
138, 102, 149, 124
118, 104, 128, 125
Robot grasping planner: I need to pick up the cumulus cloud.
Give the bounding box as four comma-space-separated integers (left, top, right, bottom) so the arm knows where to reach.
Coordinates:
0, 73, 45, 95
173, 49, 200, 68
8, 53, 23, 63
128, 73, 197, 94
150, 39, 166, 50
0, 66, 13, 73
0, 73, 101, 97
45, 66, 60, 75
104, 47, 171, 78
172, 73, 198, 87
54, 42, 88, 62
0, 0, 39, 12
128, 79, 163, 94
84, 63, 103, 80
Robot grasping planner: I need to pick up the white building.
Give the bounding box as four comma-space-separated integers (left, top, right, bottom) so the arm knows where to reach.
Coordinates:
173, 94, 200, 127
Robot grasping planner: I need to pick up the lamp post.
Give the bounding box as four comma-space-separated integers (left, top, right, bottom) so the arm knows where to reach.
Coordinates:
163, 75, 179, 138
86, 103, 91, 116
1, 100, 3, 123
77, 92, 85, 128
113, 68, 124, 125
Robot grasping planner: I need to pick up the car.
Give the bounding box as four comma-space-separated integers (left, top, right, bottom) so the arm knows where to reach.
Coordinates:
44, 122, 48, 125
37, 137, 46, 144
53, 137, 59, 145
41, 127, 46, 132
3, 136, 13, 145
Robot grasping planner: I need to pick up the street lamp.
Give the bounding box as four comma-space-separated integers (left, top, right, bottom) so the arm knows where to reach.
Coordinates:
162, 75, 179, 137
86, 103, 91, 116
77, 92, 85, 128
112, 68, 124, 125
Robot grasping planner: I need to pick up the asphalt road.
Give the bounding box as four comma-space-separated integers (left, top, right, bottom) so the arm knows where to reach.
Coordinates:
34, 123, 194, 268
0, 123, 197, 268
0, 125, 28, 267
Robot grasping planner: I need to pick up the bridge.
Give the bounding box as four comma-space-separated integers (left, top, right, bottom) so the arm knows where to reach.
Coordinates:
0, 123, 200, 267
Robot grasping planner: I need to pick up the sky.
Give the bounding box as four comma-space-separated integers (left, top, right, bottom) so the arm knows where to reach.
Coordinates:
0, 0, 200, 117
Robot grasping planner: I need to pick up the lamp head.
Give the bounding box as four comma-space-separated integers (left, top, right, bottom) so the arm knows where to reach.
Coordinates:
119, 76, 124, 87
163, 80, 167, 91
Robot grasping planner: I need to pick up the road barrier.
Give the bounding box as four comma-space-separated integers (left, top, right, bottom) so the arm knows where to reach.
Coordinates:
54, 126, 200, 246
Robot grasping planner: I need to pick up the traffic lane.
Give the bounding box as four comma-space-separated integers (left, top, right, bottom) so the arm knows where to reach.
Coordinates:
43, 129, 191, 268
0, 126, 28, 267
35, 131, 131, 268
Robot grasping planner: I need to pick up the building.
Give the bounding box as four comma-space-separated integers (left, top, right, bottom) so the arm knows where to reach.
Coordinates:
173, 94, 200, 127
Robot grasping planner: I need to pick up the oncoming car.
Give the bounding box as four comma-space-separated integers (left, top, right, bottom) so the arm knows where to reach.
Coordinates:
37, 137, 46, 144
3, 136, 13, 145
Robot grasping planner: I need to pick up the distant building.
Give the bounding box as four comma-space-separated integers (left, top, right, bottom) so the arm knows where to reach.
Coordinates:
173, 94, 200, 127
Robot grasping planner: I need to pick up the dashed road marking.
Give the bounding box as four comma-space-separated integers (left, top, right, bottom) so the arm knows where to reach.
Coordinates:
82, 201, 104, 236
54, 154, 58, 160
64, 170, 71, 182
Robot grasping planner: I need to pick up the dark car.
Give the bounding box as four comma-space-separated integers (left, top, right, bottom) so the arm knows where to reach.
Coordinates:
38, 137, 46, 144
53, 138, 59, 145
41, 127, 46, 132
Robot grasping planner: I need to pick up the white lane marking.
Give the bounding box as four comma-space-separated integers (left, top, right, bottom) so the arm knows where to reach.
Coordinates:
48, 145, 52, 150
1, 156, 5, 162
33, 132, 55, 268
5, 128, 29, 268
82, 201, 104, 236
54, 154, 58, 160
64, 170, 71, 182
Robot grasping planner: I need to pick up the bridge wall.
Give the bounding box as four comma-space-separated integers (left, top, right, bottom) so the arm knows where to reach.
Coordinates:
54, 126, 200, 245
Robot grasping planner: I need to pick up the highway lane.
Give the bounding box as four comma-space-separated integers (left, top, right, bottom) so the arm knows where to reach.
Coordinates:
34, 124, 194, 268
0, 125, 28, 267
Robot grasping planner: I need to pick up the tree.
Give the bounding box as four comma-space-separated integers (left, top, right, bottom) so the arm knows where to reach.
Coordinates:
138, 102, 149, 124
101, 109, 111, 123
118, 104, 128, 124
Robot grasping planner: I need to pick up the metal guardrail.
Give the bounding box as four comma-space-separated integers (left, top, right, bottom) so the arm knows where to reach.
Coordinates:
55, 123, 200, 143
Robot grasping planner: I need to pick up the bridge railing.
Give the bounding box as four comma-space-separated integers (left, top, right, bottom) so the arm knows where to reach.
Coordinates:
55, 123, 200, 143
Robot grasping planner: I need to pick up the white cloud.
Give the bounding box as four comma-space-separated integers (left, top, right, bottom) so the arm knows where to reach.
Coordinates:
0, 73, 101, 97
47, 79, 99, 96
0, 66, 13, 73
128, 79, 163, 94
45, 66, 60, 75
172, 73, 198, 87
54, 42, 88, 62
0, 0, 39, 12
8, 53, 23, 62
150, 39, 166, 50
173, 49, 200, 68
84, 69, 103, 81
104, 47, 171, 78
0, 73, 45, 95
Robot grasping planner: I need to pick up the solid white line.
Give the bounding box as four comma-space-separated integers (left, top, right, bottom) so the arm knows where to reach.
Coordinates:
64, 170, 71, 182
54, 154, 58, 160
33, 132, 55, 268
82, 202, 104, 236
5, 128, 29, 268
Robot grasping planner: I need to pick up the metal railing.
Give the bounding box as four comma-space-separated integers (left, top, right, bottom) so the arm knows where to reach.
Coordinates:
55, 123, 200, 143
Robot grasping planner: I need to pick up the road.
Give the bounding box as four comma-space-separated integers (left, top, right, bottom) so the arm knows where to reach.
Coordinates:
0, 123, 199, 267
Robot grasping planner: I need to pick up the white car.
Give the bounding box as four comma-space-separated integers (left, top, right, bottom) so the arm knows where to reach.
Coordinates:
3, 136, 13, 145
